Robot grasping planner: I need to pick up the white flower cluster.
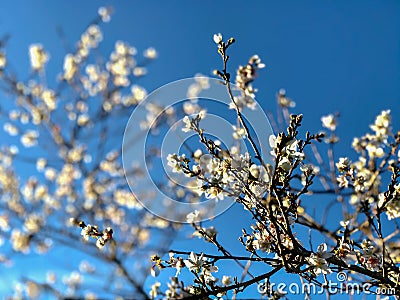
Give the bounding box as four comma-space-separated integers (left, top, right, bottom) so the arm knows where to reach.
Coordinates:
181, 111, 206, 133
167, 153, 188, 173
378, 184, 400, 220
29, 44, 49, 71
0, 7, 171, 299
233, 54, 265, 110
147, 33, 400, 299
98, 6, 112, 23
184, 252, 219, 283
71, 218, 113, 249
107, 41, 137, 87
150, 251, 221, 298
336, 111, 398, 217
352, 110, 391, 158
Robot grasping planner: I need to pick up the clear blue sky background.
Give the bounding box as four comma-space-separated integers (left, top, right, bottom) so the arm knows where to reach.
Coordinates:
0, 1, 399, 299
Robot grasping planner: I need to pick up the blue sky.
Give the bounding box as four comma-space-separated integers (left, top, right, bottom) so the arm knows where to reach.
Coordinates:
0, 1, 399, 298
1, 0, 399, 141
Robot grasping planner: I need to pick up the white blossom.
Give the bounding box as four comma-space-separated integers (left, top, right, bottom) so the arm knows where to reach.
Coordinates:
184, 252, 206, 272
306, 243, 332, 275
321, 114, 337, 131
213, 33, 223, 44
186, 210, 200, 223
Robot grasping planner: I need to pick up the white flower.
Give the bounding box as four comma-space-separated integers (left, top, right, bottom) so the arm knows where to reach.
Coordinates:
306, 243, 333, 275
96, 237, 105, 249
11, 229, 30, 253
21, 130, 39, 147
252, 229, 273, 253
0, 215, 10, 232
269, 135, 303, 159
36, 158, 47, 171
98, 6, 112, 22
321, 114, 337, 131
205, 186, 224, 201
385, 196, 400, 220
370, 110, 391, 138
335, 238, 356, 264
143, 47, 157, 59
184, 252, 206, 272
203, 263, 219, 284
169, 253, 184, 276
41, 89, 56, 110
3, 123, 18, 136
269, 134, 277, 157
285, 140, 304, 159
249, 182, 268, 200
336, 157, 351, 172
307, 256, 332, 275
80, 225, 92, 241
203, 272, 218, 284
29, 44, 49, 71
213, 33, 223, 44
63, 54, 78, 81
222, 275, 232, 286
250, 55, 265, 69
182, 116, 192, 132
186, 210, 200, 223
366, 143, 384, 158
167, 153, 185, 173
337, 175, 349, 188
